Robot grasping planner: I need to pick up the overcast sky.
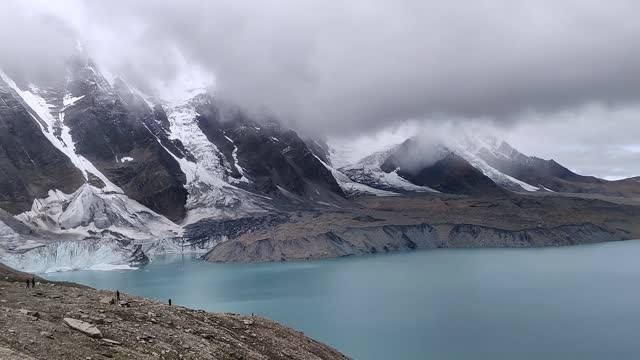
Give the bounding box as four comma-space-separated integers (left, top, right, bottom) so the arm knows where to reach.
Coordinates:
1, 0, 639, 178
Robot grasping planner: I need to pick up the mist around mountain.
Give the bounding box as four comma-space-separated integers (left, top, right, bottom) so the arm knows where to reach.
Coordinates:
1, 55, 639, 272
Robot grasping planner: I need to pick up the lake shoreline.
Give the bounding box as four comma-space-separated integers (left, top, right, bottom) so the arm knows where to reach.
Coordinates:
45, 240, 640, 360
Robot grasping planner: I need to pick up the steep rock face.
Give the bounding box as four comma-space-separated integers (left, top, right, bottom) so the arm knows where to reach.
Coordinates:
381, 139, 502, 195
60, 59, 189, 221
193, 98, 346, 200
0, 74, 85, 214
304, 138, 332, 165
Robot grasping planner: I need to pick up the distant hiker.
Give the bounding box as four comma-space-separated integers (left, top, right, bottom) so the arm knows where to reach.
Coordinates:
116, 290, 120, 301
25, 279, 30, 289
168, 298, 172, 306
31, 277, 35, 288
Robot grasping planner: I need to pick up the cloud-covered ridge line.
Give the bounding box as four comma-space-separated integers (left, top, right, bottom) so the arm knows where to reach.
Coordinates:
2, 0, 640, 139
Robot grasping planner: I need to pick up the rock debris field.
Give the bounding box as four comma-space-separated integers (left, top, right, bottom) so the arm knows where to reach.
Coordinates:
0, 266, 348, 360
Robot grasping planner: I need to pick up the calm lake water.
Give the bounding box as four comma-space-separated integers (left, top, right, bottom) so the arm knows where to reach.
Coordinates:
46, 241, 640, 360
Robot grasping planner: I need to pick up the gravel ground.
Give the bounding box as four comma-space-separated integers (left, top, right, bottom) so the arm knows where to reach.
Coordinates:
0, 269, 349, 360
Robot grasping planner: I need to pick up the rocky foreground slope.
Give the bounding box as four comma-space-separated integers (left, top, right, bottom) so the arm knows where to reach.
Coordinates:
0, 266, 348, 360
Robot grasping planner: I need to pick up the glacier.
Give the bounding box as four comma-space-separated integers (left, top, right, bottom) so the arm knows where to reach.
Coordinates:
16, 184, 182, 240
0, 238, 147, 273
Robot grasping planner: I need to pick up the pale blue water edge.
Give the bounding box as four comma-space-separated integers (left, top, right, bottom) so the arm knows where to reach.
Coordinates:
45, 241, 640, 360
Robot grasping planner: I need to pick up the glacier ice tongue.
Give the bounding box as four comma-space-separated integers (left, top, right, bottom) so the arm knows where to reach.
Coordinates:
16, 184, 182, 240
0, 238, 147, 274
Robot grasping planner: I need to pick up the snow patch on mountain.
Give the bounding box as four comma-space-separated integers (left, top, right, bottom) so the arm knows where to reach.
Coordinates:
16, 184, 181, 240
164, 98, 229, 181
457, 147, 539, 192
340, 149, 438, 193
224, 135, 249, 183
62, 94, 85, 107
314, 155, 398, 197
144, 120, 267, 224
456, 137, 540, 192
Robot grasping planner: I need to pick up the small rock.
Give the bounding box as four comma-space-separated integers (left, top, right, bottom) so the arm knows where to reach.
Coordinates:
118, 300, 130, 307
242, 319, 254, 326
102, 338, 121, 346
64, 318, 103, 339
40, 331, 54, 339
19, 309, 40, 318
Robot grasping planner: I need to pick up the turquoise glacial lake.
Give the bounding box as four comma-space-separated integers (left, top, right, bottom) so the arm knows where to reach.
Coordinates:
46, 241, 640, 360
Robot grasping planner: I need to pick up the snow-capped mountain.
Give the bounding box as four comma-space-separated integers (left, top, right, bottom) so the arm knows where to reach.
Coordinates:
379, 139, 504, 195
0, 55, 344, 231
0, 54, 355, 272
332, 134, 640, 197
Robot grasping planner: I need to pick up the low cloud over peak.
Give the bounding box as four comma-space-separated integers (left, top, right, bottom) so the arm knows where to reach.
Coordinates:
2, 0, 640, 177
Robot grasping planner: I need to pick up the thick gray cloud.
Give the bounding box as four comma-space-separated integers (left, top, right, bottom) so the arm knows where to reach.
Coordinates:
1, 0, 640, 177
4, 0, 640, 134
83, 0, 640, 135
506, 104, 640, 179
0, 1, 76, 84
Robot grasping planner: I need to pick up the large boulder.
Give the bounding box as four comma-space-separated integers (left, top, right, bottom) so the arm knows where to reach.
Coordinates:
63, 318, 102, 338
